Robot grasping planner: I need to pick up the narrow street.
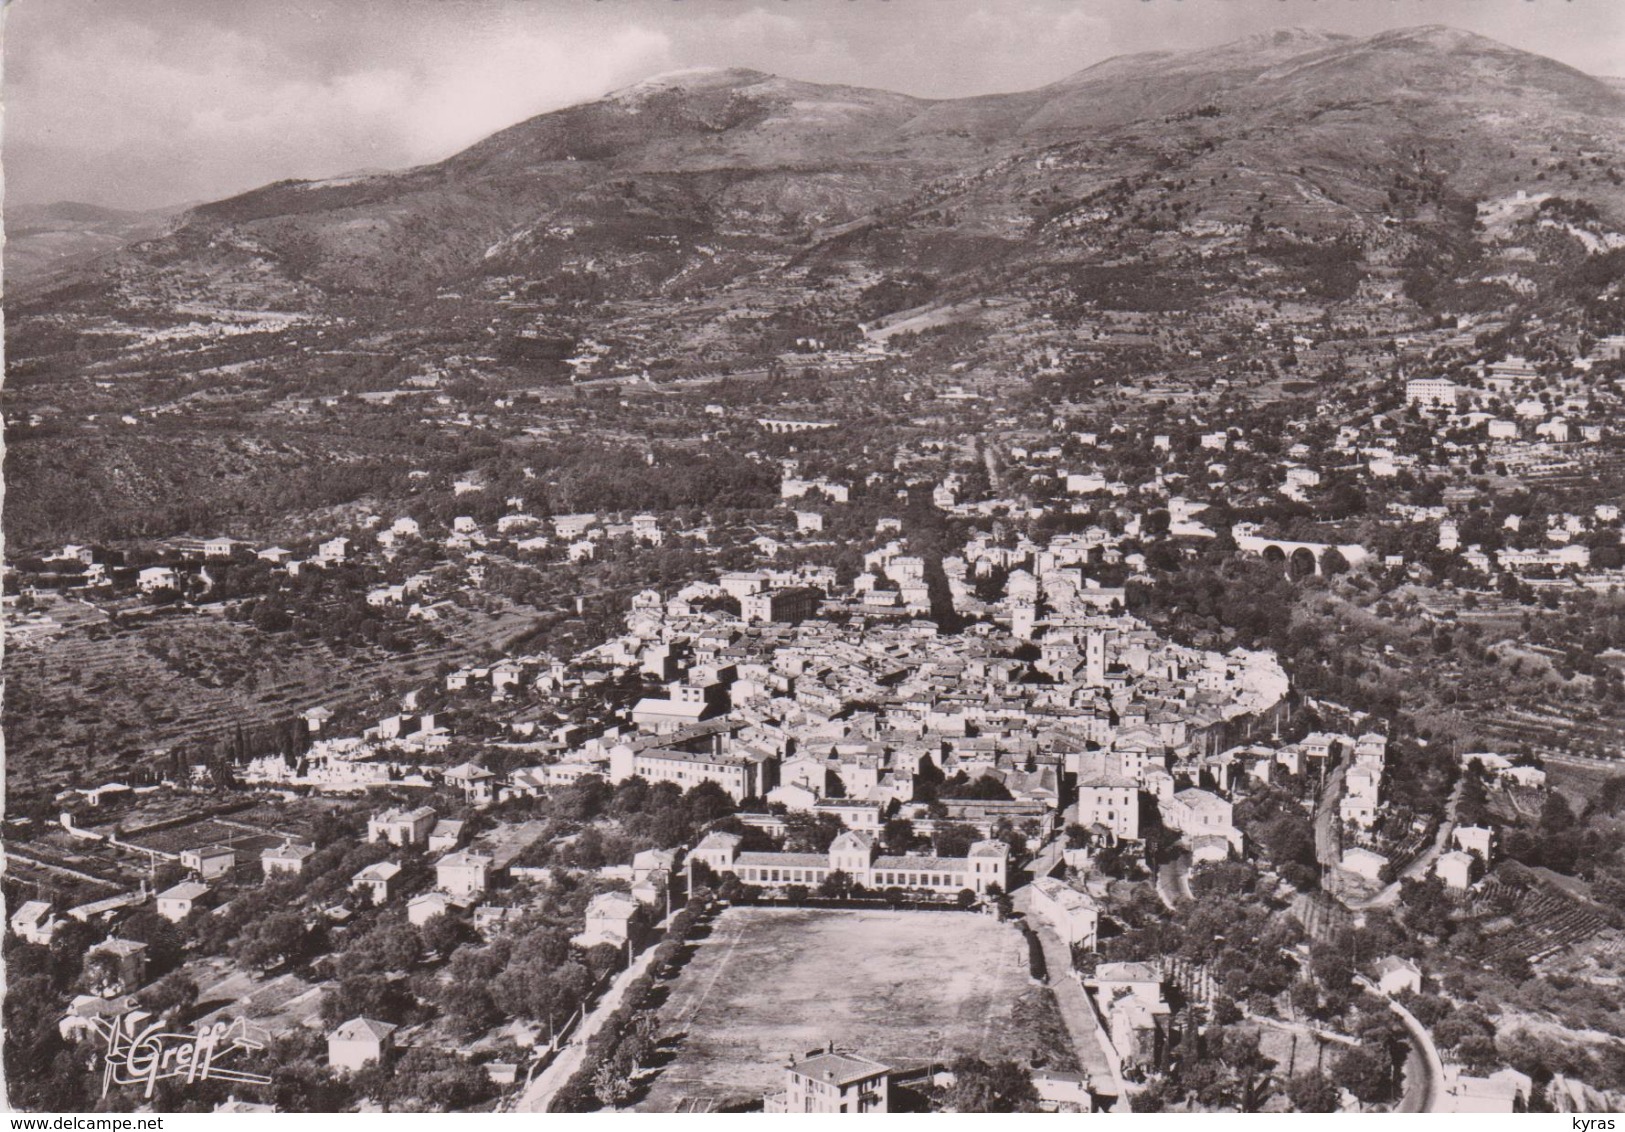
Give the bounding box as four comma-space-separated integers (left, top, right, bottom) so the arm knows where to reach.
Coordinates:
1155, 853, 1193, 911
1026, 834, 1066, 882
1313, 763, 1347, 870
1323, 775, 1457, 1111
1012, 886, 1127, 1109
1395, 1040, 1429, 1113
513, 915, 671, 1112
1349, 779, 1464, 911
983, 445, 1004, 497
1353, 977, 1444, 1113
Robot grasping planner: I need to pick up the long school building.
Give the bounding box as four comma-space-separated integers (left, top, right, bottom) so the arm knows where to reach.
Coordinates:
689, 829, 1009, 895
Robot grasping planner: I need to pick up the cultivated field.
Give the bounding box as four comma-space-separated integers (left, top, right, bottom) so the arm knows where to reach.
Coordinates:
636, 906, 1065, 1112
186, 956, 330, 1037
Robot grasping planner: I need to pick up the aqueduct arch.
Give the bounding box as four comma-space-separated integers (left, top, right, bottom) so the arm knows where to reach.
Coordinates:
1233, 528, 1370, 578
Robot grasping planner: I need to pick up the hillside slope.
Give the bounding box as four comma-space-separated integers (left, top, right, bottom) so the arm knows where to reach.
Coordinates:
6, 26, 1625, 550
13, 25, 1621, 320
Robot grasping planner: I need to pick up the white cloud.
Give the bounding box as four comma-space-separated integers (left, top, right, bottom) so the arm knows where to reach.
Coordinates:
4, 5, 673, 206
407, 24, 672, 158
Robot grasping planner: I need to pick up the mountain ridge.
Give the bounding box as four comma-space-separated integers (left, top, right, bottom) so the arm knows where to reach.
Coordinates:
9, 25, 1624, 330
6, 24, 1625, 555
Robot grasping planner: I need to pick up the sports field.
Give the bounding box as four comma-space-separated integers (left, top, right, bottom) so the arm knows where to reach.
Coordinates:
636, 906, 1069, 1111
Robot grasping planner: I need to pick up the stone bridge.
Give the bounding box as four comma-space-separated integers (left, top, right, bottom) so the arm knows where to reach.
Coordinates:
757, 418, 837, 434
1234, 530, 1371, 577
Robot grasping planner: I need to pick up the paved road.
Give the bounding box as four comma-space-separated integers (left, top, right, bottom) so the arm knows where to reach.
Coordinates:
1307, 768, 1459, 1111
513, 923, 669, 1112
1313, 764, 1347, 870
1356, 975, 1444, 1113
983, 446, 1005, 498
1027, 835, 1066, 882
1012, 886, 1127, 1109
1387, 995, 1443, 1113
1155, 853, 1193, 911
1395, 1039, 1429, 1113
1349, 779, 1463, 911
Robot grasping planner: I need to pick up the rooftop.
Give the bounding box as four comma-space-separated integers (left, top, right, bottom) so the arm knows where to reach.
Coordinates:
1031, 876, 1098, 912
632, 698, 713, 720
158, 881, 211, 901
92, 938, 149, 957
263, 842, 316, 860
443, 762, 495, 781
186, 844, 237, 859
873, 853, 962, 872
634, 746, 756, 768
790, 1050, 891, 1086
330, 1017, 398, 1043
1093, 961, 1161, 982
737, 851, 830, 869
438, 849, 495, 869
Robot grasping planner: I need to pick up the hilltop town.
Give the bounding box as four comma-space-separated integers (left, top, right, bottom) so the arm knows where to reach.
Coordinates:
9, 400, 1625, 1112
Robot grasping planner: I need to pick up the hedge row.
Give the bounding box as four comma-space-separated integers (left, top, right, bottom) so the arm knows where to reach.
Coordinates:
1018, 920, 1048, 982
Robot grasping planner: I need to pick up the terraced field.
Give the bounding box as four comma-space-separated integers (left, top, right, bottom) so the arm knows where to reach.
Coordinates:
3, 594, 543, 808
1517, 451, 1625, 493
1473, 703, 1625, 764
1467, 881, 1611, 966
1291, 890, 1354, 945
126, 820, 290, 859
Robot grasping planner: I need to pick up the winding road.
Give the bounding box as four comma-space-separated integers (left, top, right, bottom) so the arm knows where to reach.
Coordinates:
1306, 769, 1455, 1114
1357, 976, 1445, 1113
1348, 779, 1463, 912
1155, 853, 1194, 911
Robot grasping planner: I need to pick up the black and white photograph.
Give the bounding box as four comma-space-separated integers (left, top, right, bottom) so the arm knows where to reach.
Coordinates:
4, 0, 1625, 1116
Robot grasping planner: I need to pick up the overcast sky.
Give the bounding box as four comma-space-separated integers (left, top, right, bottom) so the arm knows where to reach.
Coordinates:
6, 0, 1623, 211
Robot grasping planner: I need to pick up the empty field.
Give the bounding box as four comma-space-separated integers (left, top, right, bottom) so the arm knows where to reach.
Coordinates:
636, 906, 1066, 1112
185, 956, 330, 1037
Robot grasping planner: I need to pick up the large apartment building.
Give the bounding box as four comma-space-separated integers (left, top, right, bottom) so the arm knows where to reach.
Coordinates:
368, 806, 437, 847
1076, 773, 1141, 841
609, 742, 774, 801
1405, 376, 1460, 408
741, 586, 821, 625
